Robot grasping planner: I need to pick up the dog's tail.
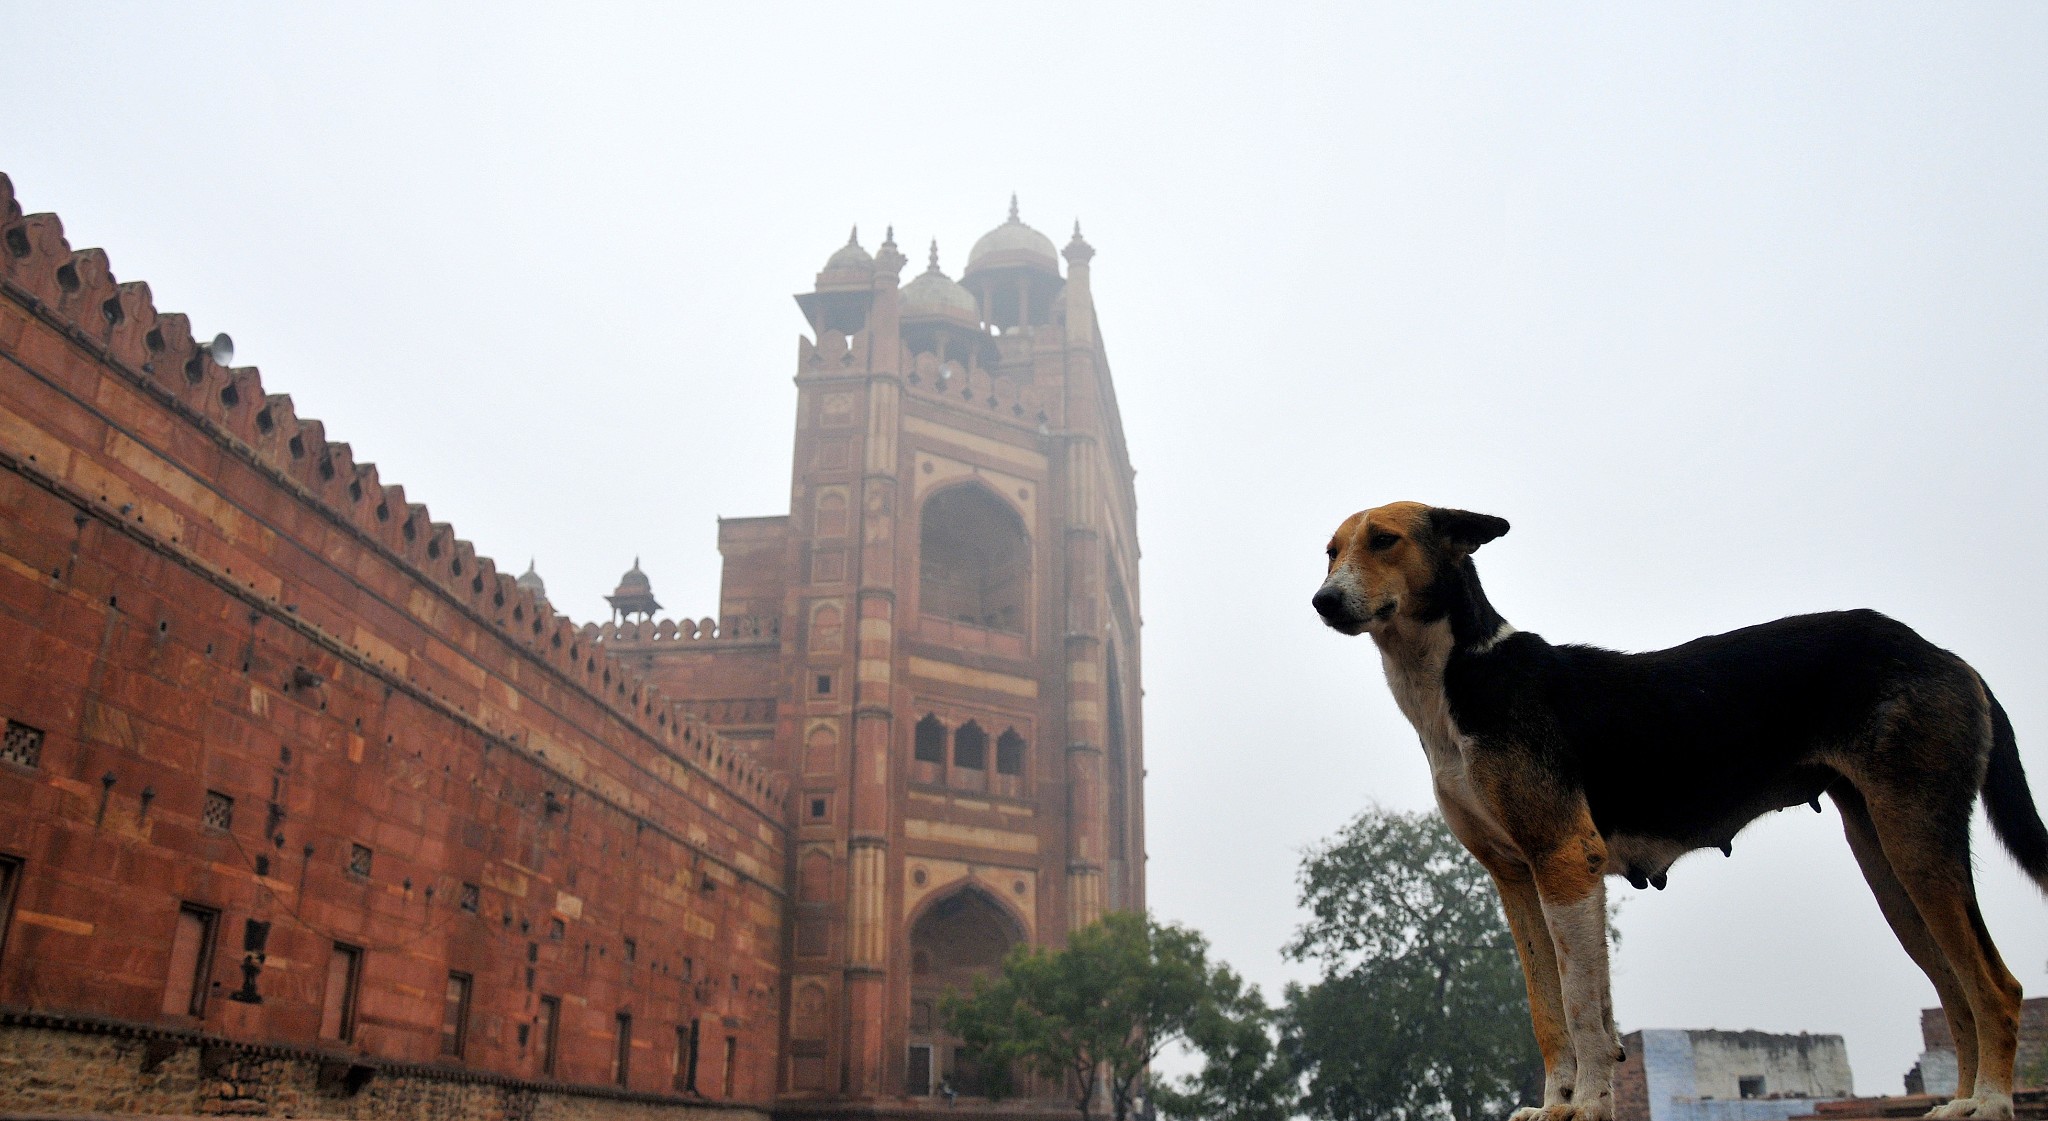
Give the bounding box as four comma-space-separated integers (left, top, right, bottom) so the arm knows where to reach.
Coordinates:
1982, 687, 2048, 893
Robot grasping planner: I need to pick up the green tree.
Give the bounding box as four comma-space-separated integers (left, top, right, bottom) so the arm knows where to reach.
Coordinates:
1152, 966, 1298, 1121
1282, 806, 1551, 1121
944, 911, 1243, 1121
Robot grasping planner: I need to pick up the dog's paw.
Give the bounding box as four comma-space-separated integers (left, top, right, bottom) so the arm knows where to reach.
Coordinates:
1509, 1108, 1546, 1121
1532, 1102, 1612, 1121
1927, 1094, 2013, 1120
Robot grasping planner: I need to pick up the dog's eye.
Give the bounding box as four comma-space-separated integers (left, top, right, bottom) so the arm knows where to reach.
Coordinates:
1368, 531, 1400, 551
1325, 545, 1339, 561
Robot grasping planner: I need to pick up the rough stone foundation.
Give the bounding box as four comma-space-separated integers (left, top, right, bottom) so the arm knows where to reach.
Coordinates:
0, 1016, 767, 1121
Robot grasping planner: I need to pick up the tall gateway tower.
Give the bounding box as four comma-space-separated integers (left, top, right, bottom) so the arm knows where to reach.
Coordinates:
608, 200, 1145, 1115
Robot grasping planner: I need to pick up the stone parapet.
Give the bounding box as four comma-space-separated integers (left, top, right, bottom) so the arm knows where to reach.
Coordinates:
0, 171, 782, 818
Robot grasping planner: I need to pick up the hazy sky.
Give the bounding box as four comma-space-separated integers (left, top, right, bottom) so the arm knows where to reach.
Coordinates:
6, 3, 2045, 1097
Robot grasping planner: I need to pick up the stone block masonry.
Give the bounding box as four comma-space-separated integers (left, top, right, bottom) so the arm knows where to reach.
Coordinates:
0, 176, 1153, 1121
0, 171, 785, 1105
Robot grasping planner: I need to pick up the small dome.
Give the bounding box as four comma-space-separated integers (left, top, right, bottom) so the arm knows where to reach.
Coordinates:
966, 195, 1059, 275
613, 558, 652, 594
900, 241, 979, 320
823, 226, 873, 272
605, 556, 662, 621
515, 558, 547, 600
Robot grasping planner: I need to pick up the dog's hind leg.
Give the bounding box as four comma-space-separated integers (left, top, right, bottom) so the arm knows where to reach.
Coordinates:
1485, 861, 1577, 1119
1864, 790, 2023, 1120
1832, 781, 1979, 1097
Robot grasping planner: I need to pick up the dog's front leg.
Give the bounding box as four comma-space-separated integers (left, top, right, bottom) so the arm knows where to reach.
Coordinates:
1532, 832, 1618, 1121
1486, 864, 1576, 1119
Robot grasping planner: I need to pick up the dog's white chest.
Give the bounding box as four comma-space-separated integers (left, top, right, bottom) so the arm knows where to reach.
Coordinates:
1378, 628, 1520, 857
1378, 624, 1460, 764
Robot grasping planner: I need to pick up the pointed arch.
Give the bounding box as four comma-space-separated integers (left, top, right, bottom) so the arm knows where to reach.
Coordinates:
918, 482, 1030, 634
914, 714, 946, 764
906, 884, 1028, 1098
1105, 643, 1133, 911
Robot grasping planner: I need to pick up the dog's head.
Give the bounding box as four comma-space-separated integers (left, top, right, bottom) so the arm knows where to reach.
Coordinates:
1313, 502, 1510, 636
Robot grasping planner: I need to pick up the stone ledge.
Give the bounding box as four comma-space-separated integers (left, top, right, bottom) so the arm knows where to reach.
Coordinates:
1791, 1091, 2047, 1121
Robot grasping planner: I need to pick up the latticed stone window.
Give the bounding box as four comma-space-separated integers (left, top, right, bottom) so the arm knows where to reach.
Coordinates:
1, 721, 44, 769
459, 882, 480, 913
202, 790, 234, 831
347, 843, 373, 878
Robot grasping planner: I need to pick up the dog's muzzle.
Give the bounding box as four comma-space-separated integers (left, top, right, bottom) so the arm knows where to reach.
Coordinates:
1314, 584, 1395, 634
1313, 584, 1361, 632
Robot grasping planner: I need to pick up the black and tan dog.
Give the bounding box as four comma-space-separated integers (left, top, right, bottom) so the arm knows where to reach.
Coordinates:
1313, 501, 2048, 1121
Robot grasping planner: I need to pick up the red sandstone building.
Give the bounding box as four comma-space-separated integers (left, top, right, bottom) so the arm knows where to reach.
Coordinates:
0, 174, 1144, 1120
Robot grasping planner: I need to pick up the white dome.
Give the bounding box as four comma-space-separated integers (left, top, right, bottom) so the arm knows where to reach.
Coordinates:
822, 227, 873, 272
965, 196, 1059, 275
900, 241, 979, 320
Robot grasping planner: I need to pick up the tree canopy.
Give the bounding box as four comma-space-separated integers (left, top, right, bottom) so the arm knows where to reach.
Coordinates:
945, 910, 1278, 1121
1152, 965, 1297, 1121
1281, 806, 1549, 1121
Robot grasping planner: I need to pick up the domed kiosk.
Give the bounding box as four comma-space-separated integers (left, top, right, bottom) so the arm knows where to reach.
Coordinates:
899, 240, 991, 367
604, 558, 661, 624
796, 226, 886, 336
961, 195, 1064, 332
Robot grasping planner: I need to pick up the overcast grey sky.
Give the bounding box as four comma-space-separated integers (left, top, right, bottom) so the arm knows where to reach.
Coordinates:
6, 2, 2045, 1096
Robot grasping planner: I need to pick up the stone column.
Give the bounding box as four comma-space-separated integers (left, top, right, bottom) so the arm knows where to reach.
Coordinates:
844, 245, 904, 1095
1062, 436, 1108, 931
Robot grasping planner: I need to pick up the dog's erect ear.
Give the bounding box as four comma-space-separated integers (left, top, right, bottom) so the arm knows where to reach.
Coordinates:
1431, 508, 1510, 554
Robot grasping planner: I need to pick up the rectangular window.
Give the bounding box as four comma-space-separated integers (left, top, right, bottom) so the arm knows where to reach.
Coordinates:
161, 903, 218, 1017
794, 915, 828, 958
458, 882, 479, 913
441, 972, 472, 1057
0, 720, 43, 769
624, 937, 636, 963
537, 995, 561, 1076
684, 1017, 702, 1092
614, 1011, 633, 1087
1739, 1076, 1766, 1099
321, 942, 362, 1041
907, 1043, 933, 1096
347, 843, 372, 878
722, 1035, 738, 1098
202, 790, 234, 831
0, 855, 22, 967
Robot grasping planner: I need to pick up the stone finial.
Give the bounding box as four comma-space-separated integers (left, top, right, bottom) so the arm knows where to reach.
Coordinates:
927, 239, 941, 272
1008, 193, 1020, 224
1063, 219, 1095, 265
875, 225, 907, 275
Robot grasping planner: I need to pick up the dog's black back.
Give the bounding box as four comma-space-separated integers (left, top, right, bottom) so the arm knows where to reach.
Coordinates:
1445, 609, 1979, 862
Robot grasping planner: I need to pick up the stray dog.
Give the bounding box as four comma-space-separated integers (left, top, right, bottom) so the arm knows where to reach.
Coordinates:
1313, 502, 2048, 1121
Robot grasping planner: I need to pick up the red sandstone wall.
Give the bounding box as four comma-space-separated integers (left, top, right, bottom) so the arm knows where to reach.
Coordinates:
0, 173, 786, 1101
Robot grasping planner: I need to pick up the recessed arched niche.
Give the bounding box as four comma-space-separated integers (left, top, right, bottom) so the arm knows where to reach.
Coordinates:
905, 887, 1024, 1098
917, 483, 1029, 635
